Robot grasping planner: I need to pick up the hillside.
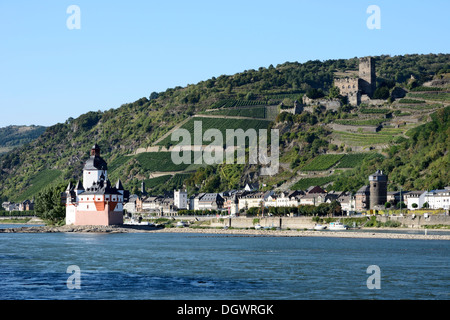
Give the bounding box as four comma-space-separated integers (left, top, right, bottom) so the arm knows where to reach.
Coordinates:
0, 125, 46, 155
0, 53, 449, 202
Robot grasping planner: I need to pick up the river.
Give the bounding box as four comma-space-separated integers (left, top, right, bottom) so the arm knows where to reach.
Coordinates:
0, 227, 448, 300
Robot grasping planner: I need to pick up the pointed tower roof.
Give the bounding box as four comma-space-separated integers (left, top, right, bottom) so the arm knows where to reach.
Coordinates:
116, 179, 124, 190
66, 181, 73, 192
75, 180, 85, 191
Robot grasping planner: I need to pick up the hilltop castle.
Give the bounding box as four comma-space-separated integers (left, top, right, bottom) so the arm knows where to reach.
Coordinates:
334, 57, 376, 106
65, 144, 128, 226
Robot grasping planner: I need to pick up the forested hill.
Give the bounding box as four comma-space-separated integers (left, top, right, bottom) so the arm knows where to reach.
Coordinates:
0, 125, 47, 155
0, 53, 449, 202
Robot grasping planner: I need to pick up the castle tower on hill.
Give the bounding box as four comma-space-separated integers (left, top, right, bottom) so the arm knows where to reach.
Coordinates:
333, 56, 377, 106
65, 144, 128, 226
358, 57, 376, 98
369, 170, 387, 210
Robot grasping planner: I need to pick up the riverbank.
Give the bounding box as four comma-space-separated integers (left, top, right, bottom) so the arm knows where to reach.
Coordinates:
1, 224, 450, 240
154, 226, 450, 240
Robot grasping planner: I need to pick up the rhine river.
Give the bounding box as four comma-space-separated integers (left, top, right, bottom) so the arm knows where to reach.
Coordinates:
0, 226, 449, 300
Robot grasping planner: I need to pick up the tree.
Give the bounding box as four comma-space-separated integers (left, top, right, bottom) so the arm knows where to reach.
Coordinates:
396, 202, 406, 209
384, 202, 391, 209
328, 86, 340, 99
149, 92, 159, 100
34, 182, 68, 225
373, 86, 390, 99
412, 203, 418, 209
306, 88, 325, 99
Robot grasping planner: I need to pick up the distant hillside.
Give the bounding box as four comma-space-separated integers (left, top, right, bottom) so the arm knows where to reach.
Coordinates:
0, 125, 47, 155
0, 53, 449, 202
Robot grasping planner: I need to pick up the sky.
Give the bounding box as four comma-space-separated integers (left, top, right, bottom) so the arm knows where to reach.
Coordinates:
0, 0, 449, 128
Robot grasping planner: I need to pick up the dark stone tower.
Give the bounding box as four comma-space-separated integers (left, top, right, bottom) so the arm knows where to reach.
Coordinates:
369, 170, 387, 210
358, 57, 376, 98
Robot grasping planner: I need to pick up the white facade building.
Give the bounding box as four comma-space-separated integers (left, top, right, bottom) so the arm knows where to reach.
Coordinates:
424, 189, 450, 210
174, 189, 188, 210
404, 191, 427, 210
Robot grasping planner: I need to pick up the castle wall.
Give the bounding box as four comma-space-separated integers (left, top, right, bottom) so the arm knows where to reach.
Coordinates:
334, 78, 359, 96
328, 123, 380, 133
74, 203, 123, 226
66, 205, 76, 225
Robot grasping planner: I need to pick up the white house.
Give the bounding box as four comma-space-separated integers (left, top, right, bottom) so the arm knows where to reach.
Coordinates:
404, 191, 426, 210
336, 193, 356, 214
298, 193, 327, 206
265, 194, 278, 207
238, 191, 274, 210
276, 190, 303, 207
424, 188, 450, 210
192, 193, 224, 211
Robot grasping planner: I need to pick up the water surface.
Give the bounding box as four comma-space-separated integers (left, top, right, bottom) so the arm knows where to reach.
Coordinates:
0, 231, 448, 299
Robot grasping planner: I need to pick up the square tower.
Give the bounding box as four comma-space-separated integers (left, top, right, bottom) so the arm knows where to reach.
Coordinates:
358, 57, 376, 97
174, 189, 188, 210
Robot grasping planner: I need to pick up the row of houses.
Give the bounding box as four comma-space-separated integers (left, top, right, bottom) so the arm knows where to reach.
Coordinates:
128, 183, 450, 216
1, 200, 34, 212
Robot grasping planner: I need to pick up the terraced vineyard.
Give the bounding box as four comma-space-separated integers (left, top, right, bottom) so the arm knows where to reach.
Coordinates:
16, 169, 62, 202
406, 91, 450, 103
300, 154, 344, 171
291, 175, 337, 190
157, 116, 271, 146
332, 126, 408, 147
335, 153, 383, 168
210, 99, 266, 109
205, 106, 266, 118
334, 118, 385, 126
135, 152, 194, 172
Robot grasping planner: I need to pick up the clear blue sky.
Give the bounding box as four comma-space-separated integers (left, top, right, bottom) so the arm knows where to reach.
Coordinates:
0, 0, 449, 128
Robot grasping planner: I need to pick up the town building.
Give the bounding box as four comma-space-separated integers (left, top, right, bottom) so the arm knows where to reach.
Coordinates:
238, 191, 274, 211
174, 189, 188, 210
194, 193, 224, 211
404, 191, 426, 210
65, 144, 127, 226
276, 190, 304, 207
136, 193, 175, 215
424, 188, 450, 210
355, 185, 370, 211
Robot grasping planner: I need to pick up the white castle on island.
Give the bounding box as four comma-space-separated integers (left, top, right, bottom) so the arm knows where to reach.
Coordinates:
65, 144, 128, 226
